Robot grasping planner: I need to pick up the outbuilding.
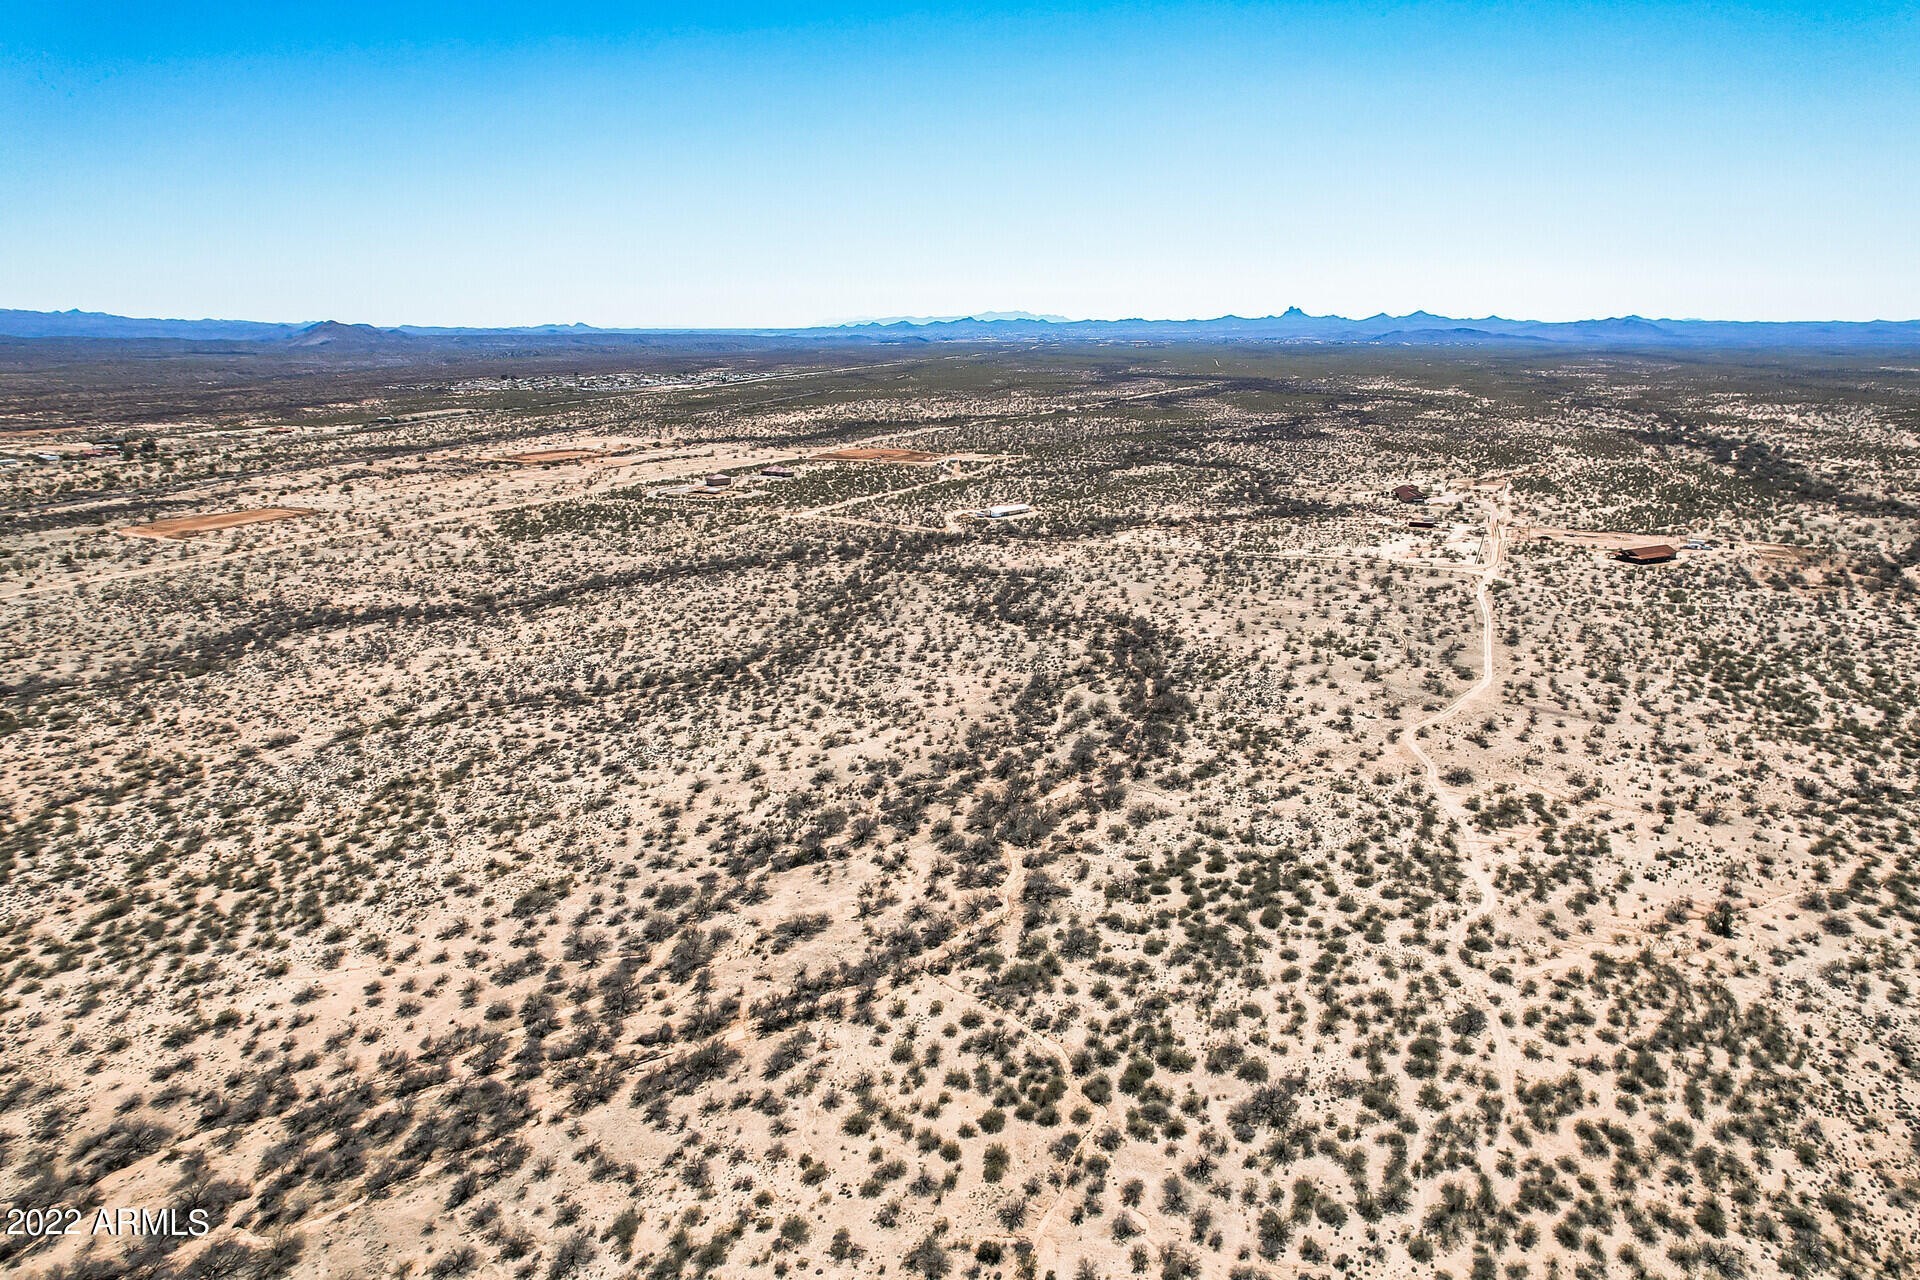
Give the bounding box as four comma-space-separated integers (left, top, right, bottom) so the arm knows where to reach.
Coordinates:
1616, 544, 1677, 565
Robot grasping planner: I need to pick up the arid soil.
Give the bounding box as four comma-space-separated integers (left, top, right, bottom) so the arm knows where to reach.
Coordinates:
116, 508, 318, 540
2, 343, 1919, 1280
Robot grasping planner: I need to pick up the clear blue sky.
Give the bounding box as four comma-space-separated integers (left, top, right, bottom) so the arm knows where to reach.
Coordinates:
3, 2, 1915, 326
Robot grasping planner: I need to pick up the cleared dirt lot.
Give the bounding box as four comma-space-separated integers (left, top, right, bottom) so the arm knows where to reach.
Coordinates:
115, 505, 316, 539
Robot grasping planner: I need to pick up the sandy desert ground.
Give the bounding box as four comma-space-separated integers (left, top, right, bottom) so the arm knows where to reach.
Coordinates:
2, 340, 1919, 1280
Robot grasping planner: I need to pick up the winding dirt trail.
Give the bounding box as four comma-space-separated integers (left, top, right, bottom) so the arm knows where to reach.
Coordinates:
1401, 500, 1507, 949
1397, 487, 1522, 1193
1405, 514, 1505, 951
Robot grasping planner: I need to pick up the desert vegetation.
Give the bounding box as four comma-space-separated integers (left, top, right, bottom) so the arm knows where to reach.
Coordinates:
2, 340, 1918, 1279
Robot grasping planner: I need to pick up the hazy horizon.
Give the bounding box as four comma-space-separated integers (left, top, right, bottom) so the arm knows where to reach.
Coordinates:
10, 303, 1920, 333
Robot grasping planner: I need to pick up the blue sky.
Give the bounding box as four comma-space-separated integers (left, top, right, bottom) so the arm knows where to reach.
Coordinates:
2, 2, 1915, 326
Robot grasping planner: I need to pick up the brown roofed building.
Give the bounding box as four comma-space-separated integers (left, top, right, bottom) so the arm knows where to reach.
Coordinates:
1392, 484, 1427, 504
1616, 544, 1677, 564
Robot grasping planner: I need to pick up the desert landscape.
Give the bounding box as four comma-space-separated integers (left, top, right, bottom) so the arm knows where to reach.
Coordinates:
3, 337, 1920, 1280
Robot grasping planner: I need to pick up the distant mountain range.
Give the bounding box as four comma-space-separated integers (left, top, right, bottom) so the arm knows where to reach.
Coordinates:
829, 311, 1073, 326
4, 305, 1919, 349
825, 307, 1920, 348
